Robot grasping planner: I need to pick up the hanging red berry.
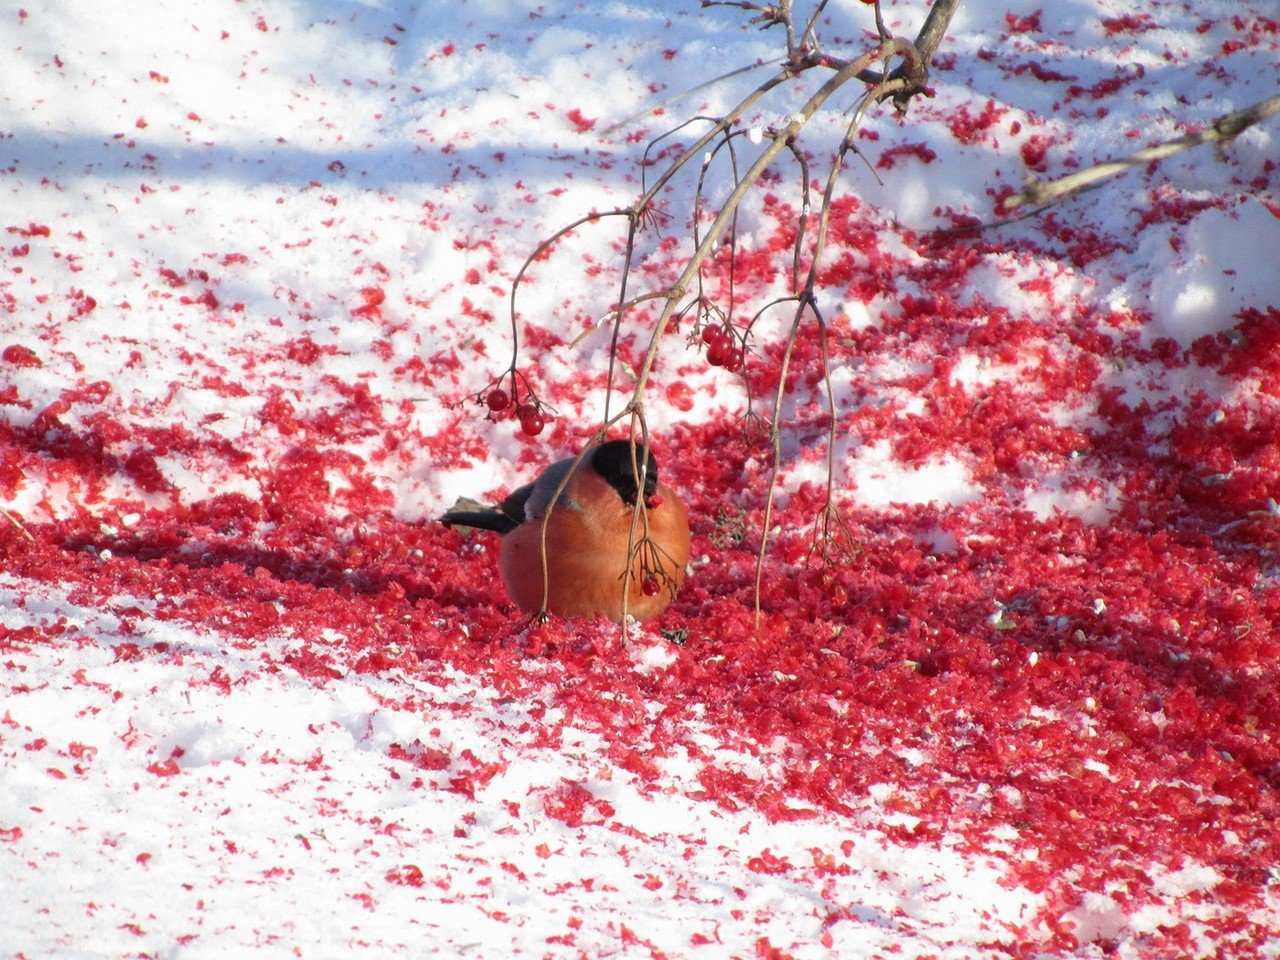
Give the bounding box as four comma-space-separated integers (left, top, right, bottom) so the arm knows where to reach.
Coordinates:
707, 337, 733, 367
517, 405, 545, 436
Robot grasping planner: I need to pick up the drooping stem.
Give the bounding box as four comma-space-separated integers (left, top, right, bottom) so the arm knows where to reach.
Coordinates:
630, 41, 913, 405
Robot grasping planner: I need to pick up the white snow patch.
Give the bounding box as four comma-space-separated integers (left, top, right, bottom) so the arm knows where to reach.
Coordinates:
845, 439, 978, 508
1145, 199, 1280, 346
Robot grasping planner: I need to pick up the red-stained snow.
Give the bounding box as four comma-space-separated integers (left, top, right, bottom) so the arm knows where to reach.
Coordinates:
3, 0, 1280, 958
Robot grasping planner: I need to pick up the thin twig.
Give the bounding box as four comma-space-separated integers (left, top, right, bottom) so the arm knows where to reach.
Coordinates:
602, 61, 783, 138
603, 214, 643, 423
567, 292, 671, 350
619, 418, 652, 632
637, 73, 792, 213
871, 0, 889, 43
782, 138, 813, 294
752, 98, 864, 621
692, 127, 746, 324
2, 506, 35, 543
753, 300, 806, 622
631, 41, 913, 405
509, 209, 631, 374
798, 0, 828, 55
1006, 94, 1280, 211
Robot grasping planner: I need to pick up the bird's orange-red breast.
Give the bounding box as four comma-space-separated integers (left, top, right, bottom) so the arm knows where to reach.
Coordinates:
441, 440, 690, 621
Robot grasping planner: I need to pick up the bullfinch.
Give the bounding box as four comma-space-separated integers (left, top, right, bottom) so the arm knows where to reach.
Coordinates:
442, 439, 690, 621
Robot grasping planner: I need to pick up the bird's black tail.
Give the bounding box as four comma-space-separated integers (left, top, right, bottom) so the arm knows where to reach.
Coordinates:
440, 509, 520, 534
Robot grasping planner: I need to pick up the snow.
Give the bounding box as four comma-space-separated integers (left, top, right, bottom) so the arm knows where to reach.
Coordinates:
844, 439, 978, 509
4, 577, 1036, 958
1146, 199, 1280, 346
3, 0, 1280, 957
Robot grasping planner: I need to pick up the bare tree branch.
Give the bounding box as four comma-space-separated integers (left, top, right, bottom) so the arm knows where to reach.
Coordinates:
492, 2, 962, 628
1006, 94, 1280, 211
629, 40, 916, 404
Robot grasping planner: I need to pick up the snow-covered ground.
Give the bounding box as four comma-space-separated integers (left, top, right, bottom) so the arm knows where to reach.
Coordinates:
3, 1, 1280, 957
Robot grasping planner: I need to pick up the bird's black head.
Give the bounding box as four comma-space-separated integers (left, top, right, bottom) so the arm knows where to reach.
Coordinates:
591, 440, 659, 507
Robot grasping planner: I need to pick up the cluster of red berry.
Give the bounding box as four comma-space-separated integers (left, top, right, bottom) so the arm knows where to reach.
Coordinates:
700, 324, 742, 371
484, 387, 546, 436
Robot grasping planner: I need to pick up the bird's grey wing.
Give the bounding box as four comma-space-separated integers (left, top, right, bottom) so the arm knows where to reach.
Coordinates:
518, 456, 582, 519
